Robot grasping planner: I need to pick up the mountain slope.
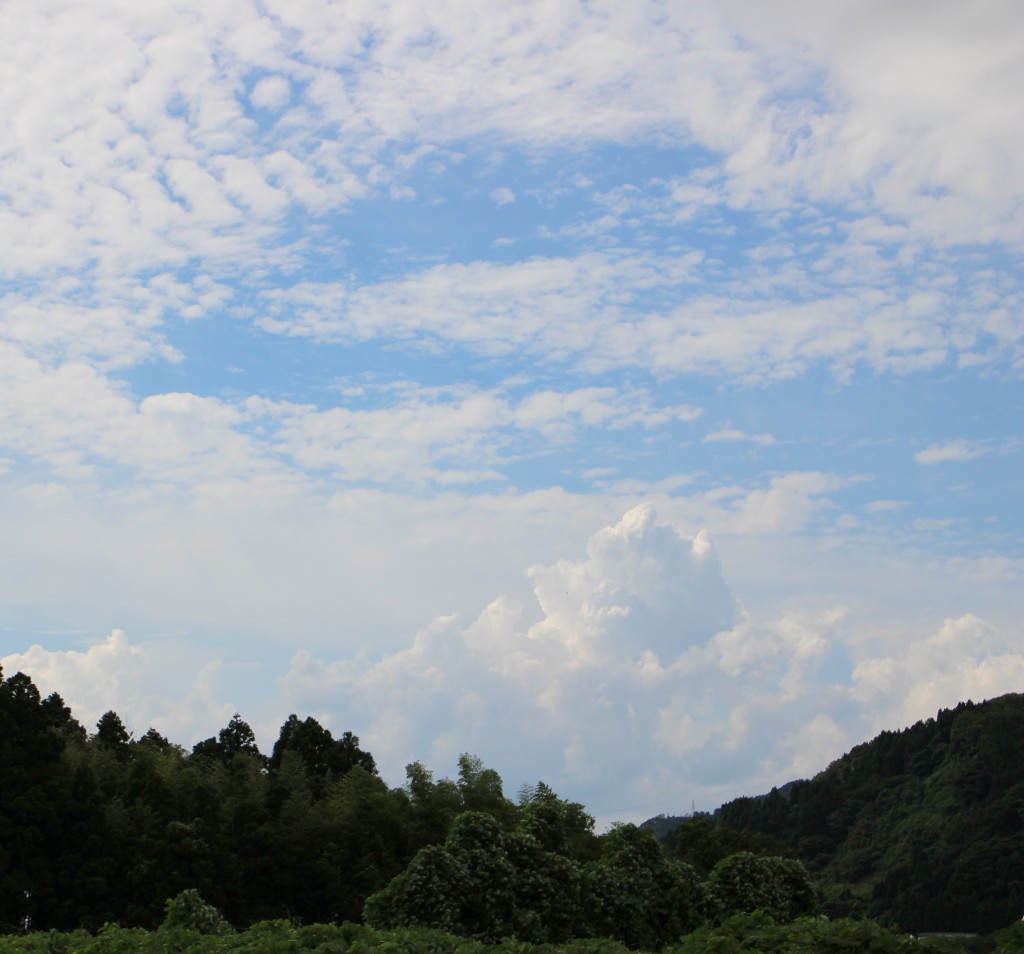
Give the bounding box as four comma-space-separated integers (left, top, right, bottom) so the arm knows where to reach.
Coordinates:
709, 694, 1024, 933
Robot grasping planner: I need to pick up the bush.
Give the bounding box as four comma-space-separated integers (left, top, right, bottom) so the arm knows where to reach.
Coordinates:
996, 920, 1024, 954
160, 890, 233, 935
668, 911, 919, 953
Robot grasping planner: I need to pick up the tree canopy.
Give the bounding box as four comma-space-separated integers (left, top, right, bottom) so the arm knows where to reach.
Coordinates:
2, 664, 1021, 940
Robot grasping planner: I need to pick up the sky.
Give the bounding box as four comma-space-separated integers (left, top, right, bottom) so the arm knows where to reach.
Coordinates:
1, 0, 1022, 827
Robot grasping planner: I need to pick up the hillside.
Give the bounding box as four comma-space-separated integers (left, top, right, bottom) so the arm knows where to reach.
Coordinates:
707, 693, 1024, 933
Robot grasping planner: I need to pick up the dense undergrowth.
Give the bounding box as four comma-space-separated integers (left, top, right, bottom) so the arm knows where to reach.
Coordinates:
3, 913, 1024, 954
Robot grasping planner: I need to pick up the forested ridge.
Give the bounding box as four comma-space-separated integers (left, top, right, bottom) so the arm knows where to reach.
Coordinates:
702, 693, 1024, 933
2, 664, 1023, 946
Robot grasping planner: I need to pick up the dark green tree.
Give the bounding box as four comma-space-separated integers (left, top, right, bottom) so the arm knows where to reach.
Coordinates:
707, 851, 817, 923
94, 710, 132, 756
581, 823, 706, 949
268, 715, 376, 798
664, 814, 793, 874
517, 781, 599, 861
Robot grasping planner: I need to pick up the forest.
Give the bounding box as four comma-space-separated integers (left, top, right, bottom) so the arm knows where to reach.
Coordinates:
2, 665, 1023, 951
709, 692, 1024, 933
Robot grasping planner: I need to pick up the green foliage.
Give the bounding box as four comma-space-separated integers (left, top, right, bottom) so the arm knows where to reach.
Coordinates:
364, 844, 467, 935
995, 921, 1024, 954
581, 824, 707, 949
0, 668, 91, 932
11, 915, 1011, 954
4, 662, 1020, 943
365, 809, 577, 944
160, 889, 233, 935
517, 783, 598, 862
669, 911, 921, 954
456, 756, 511, 823
706, 852, 816, 923
93, 713, 131, 756
715, 694, 1024, 933
268, 716, 377, 790
662, 815, 793, 874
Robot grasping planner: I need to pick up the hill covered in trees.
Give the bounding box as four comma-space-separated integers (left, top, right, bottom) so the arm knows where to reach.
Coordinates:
702, 693, 1024, 933
3, 663, 1023, 941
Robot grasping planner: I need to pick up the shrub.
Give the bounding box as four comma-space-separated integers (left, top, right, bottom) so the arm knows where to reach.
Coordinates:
160, 890, 233, 935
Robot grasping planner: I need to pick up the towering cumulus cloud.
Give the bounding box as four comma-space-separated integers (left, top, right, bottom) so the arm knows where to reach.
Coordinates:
283, 505, 740, 798
278, 505, 1024, 822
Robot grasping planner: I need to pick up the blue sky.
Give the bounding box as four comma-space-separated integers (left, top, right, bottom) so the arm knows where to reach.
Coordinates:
2, 0, 1022, 826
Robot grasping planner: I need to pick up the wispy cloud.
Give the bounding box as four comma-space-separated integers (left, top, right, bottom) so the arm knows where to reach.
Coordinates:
915, 440, 988, 465
703, 427, 775, 447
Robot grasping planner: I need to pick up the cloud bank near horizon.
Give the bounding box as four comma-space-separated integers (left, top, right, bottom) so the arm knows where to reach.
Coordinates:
6, 505, 1022, 823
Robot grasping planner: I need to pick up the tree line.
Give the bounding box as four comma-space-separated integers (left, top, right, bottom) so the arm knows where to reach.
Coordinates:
2, 663, 459, 931
0, 666, 812, 945
6, 664, 1022, 941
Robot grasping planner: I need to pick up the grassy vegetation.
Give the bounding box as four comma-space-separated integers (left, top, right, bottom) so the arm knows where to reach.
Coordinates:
4, 912, 1024, 954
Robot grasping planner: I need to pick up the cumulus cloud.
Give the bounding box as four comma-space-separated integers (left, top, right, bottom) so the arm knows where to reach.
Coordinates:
4, 507, 1022, 824
2, 631, 141, 715
722, 471, 846, 534
250, 75, 291, 111
850, 614, 1024, 731
0, 630, 233, 742
274, 505, 1024, 817
279, 504, 743, 796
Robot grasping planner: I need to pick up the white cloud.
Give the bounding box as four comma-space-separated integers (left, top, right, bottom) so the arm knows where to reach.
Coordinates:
0, 329, 702, 491
265, 382, 697, 486
717, 0, 1024, 245
4, 505, 1022, 823
850, 614, 1024, 732
942, 554, 1024, 586
278, 504, 744, 793
274, 506, 1024, 815
254, 248, 993, 381
0, 345, 304, 492
256, 252, 705, 358
0, 0, 1020, 828
490, 186, 516, 206
725, 471, 845, 534
3, 630, 141, 716
915, 440, 988, 464
1, 0, 1020, 298
0, 630, 232, 742
250, 75, 292, 111
703, 427, 775, 446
